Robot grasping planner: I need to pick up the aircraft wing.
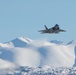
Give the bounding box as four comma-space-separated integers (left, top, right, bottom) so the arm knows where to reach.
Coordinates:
59, 29, 66, 32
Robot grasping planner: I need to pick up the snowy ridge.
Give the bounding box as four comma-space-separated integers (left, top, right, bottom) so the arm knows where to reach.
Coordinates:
15, 37, 33, 43
1, 66, 76, 75
0, 37, 32, 48
0, 42, 14, 48
11, 37, 33, 47
67, 40, 76, 45
50, 40, 64, 44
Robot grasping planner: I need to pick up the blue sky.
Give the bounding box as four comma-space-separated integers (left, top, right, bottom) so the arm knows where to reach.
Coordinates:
0, 0, 76, 43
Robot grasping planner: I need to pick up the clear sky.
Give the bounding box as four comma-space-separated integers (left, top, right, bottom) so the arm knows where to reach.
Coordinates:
0, 0, 76, 43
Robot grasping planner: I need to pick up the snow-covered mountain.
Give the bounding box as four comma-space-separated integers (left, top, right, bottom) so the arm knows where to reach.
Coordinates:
50, 40, 64, 44
0, 37, 76, 70
11, 37, 32, 47
0, 37, 32, 48
67, 40, 76, 45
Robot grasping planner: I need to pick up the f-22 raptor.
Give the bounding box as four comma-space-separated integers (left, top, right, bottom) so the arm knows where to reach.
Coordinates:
39, 24, 66, 34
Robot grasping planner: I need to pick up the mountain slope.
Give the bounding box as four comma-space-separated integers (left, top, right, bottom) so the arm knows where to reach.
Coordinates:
11, 37, 32, 47
0, 37, 76, 68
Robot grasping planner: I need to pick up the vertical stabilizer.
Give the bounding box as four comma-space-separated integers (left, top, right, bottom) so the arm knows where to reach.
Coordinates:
44, 25, 48, 30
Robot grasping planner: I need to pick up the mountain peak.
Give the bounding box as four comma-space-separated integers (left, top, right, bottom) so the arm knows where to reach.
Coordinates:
17, 37, 32, 43
50, 40, 63, 44
67, 40, 76, 45
11, 37, 32, 47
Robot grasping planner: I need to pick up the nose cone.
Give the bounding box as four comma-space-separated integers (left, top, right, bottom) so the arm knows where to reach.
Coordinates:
59, 29, 66, 32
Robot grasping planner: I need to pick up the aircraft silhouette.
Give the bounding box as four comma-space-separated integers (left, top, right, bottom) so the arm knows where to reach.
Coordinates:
39, 24, 66, 34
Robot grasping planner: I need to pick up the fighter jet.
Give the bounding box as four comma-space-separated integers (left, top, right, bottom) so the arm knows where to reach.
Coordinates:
39, 24, 66, 34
